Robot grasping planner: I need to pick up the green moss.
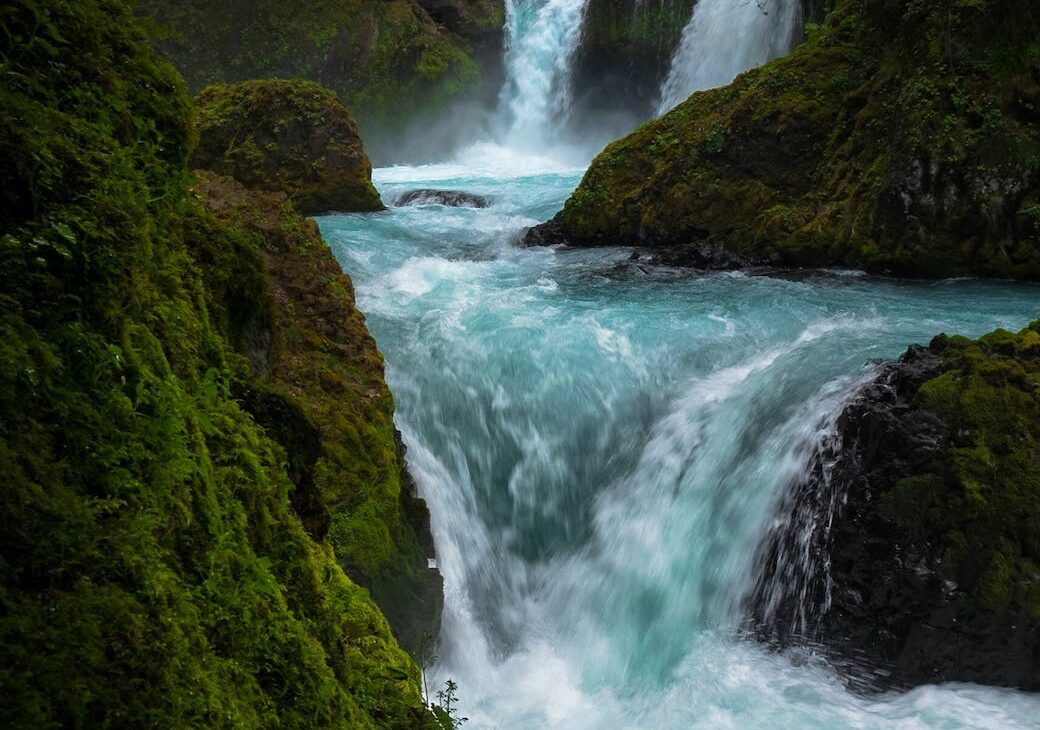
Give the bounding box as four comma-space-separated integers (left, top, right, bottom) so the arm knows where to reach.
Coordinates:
559, 0, 1040, 278
192, 79, 383, 214
878, 322, 1040, 623
0, 1, 437, 725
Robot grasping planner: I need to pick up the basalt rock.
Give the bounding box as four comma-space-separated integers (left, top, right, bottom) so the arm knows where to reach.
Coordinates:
749, 324, 1040, 690
192, 79, 382, 214
394, 188, 490, 208
546, 0, 1040, 279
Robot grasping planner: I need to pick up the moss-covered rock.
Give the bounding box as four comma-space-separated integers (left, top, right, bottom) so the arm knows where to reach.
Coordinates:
538, 0, 1040, 279
189, 171, 442, 654
192, 79, 382, 214
0, 0, 438, 725
750, 323, 1040, 689
136, 0, 506, 159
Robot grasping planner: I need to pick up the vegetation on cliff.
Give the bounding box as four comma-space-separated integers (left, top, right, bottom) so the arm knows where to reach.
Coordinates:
192, 79, 382, 214
0, 0, 438, 725
548, 0, 1040, 278
136, 0, 505, 157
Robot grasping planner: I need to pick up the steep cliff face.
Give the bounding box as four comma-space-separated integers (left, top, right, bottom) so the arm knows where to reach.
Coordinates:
136, 0, 506, 161
750, 325, 1040, 690
0, 0, 438, 725
192, 79, 382, 214
534, 0, 1040, 279
189, 171, 442, 657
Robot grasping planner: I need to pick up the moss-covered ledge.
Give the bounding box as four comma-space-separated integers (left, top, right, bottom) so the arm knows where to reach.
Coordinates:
188, 172, 442, 656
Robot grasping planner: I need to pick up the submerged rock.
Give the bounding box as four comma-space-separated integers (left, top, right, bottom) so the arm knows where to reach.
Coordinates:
191, 79, 383, 214
393, 188, 490, 208
749, 325, 1040, 690
545, 0, 1040, 279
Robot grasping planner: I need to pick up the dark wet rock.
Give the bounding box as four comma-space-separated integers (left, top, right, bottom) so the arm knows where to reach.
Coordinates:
393, 188, 490, 208
522, 217, 569, 246
749, 326, 1040, 690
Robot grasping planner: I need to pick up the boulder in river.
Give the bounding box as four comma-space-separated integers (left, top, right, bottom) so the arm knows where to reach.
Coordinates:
393, 188, 490, 208
749, 324, 1040, 690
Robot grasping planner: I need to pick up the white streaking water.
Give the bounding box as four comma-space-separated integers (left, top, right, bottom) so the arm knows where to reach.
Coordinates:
499, 0, 591, 148
657, 0, 802, 114
318, 156, 1040, 729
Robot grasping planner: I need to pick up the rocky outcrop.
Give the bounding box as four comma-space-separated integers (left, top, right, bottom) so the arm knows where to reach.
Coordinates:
191, 80, 382, 214
136, 0, 506, 161
749, 324, 1040, 689
190, 171, 442, 656
534, 0, 1040, 279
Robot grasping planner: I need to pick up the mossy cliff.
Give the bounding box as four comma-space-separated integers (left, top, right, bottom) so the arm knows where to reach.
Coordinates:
192, 80, 382, 215
751, 323, 1040, 689
188, 171, 442, 658
536, 0, 1040, 279
136, 0, 506, 160
0, 0, 438, 725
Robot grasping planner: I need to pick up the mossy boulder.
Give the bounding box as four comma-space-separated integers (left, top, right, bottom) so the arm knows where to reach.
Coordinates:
192, 80, 382, 214
750, 323, 1040, 689
537, 0, 1040, 279
0, 0, 437, 725
136, 0, 506, 160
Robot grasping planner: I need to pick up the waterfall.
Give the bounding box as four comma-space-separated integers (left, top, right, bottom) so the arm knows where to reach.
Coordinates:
656, 0, 802, 114
498, 0, 591, 146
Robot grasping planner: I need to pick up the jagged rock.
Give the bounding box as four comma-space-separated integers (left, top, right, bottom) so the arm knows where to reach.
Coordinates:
394, 188, 490, 208
191, 79, 382, 214
749, 326, 1040, 690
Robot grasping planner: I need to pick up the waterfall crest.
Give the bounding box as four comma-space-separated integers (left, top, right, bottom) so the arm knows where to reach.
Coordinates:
656, 0, 802, 114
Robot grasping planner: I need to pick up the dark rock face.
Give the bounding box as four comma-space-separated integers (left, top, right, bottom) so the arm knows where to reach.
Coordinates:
192, 79, 382, 214
394, 188, 490, 208
749, 330, 1040, 690
569, 0, 696, 122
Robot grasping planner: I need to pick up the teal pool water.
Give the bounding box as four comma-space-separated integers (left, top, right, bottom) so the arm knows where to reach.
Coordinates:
319, 158, 1040, 729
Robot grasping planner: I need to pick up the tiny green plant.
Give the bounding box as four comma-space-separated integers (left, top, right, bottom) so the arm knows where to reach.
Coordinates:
432, 679, 468, 729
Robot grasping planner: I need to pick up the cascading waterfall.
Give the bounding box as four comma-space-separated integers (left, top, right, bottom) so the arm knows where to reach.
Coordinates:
318, 163, 1040, 728
498, 0, 591, 146
656, 0, 802, 114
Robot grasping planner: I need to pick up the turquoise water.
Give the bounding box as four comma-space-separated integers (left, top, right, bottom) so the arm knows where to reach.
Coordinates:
319, 159, 1040, 729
